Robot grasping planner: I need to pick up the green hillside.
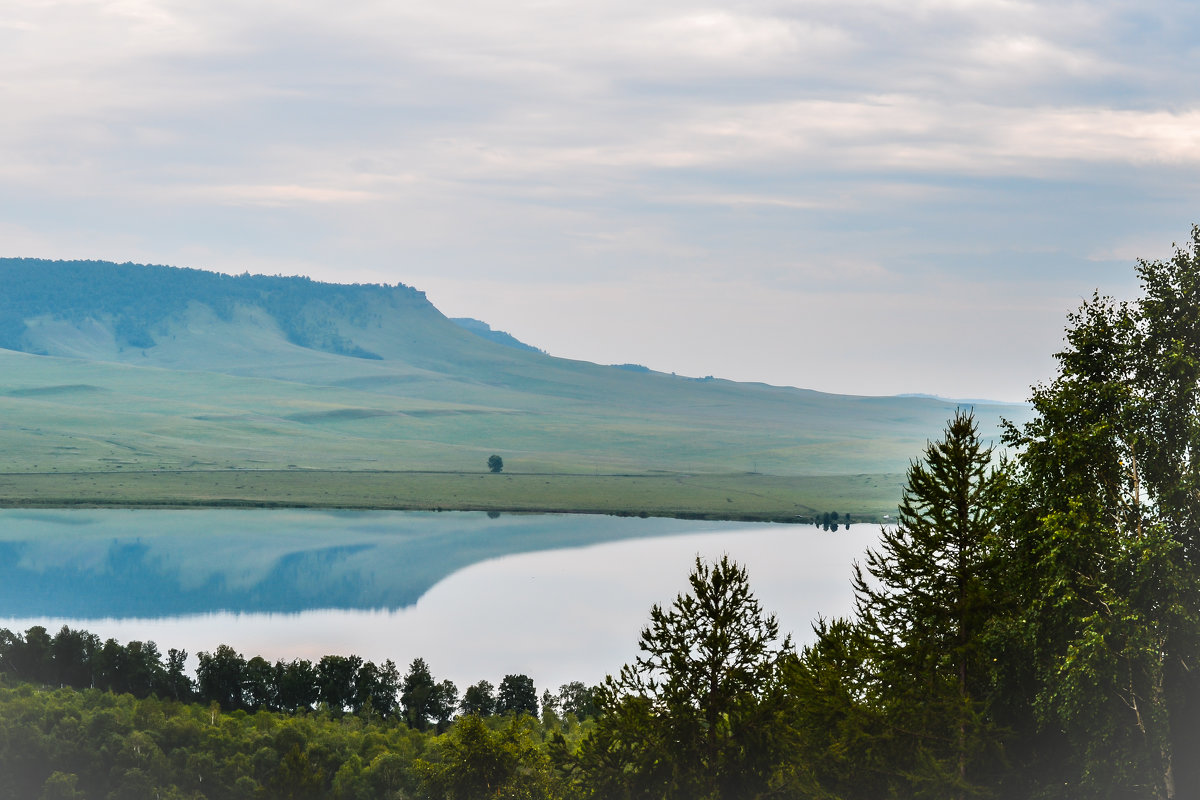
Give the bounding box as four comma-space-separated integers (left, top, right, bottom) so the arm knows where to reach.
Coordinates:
0, 259, 1029, 518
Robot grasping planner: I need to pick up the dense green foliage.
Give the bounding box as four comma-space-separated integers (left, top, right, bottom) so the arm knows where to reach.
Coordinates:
783, 229, 1200, 800
568, 228, 1200, 799
0, 676, 594, 800
576, 556, 795, 799
0, 628, 598, 799
988, 238, 1200, 798
793, 410, 1001, 798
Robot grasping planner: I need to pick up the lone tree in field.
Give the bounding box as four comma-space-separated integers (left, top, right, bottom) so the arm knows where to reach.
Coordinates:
487, 455, 503, 473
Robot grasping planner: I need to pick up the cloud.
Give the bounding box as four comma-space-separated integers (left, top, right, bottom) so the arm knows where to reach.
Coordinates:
177, 184, 381, 207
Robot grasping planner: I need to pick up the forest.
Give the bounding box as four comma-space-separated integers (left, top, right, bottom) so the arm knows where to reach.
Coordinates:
2, 229, 1200, 799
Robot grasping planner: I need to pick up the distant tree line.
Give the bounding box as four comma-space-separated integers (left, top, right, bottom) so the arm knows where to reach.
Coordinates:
0, 626, 596, 733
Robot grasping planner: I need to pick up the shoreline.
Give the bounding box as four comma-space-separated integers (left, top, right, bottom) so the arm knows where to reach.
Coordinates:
0, 468, 899, 524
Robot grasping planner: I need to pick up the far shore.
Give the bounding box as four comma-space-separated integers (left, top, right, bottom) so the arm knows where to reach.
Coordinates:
0, 468, 901, 524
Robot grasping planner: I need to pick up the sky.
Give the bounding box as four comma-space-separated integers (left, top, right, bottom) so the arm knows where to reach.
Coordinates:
4, 0, 1200, 401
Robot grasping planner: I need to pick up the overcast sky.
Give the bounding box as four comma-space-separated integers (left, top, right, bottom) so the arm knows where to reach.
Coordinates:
4, 0, 1199, 401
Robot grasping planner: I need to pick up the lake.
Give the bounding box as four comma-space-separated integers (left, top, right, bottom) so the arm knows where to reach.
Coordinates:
0, 509, 878, 691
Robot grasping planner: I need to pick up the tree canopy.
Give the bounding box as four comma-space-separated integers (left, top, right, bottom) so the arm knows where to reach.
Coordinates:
577, 555, 794, 799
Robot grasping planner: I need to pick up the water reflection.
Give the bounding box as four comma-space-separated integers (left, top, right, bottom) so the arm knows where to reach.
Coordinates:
0, 509, 741, 616
0, 510, 879, 688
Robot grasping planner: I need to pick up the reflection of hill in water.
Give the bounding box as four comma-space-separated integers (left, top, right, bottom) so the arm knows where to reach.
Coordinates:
0, 509, 740, 618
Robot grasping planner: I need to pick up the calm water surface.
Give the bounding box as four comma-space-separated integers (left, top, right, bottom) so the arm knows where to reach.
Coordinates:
0, 509, 877, 690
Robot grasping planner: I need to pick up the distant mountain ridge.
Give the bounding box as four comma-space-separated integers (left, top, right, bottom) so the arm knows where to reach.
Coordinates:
0, 258, 426, 359
894, 392, 1028, 407
0, 258, 1029, 483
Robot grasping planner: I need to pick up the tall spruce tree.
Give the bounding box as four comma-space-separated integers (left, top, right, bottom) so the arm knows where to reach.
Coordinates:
577, 556, 794, 800
850, 410, 1004, 799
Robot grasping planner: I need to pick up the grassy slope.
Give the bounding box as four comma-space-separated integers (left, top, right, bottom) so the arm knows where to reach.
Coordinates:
0, 264, 1029, 519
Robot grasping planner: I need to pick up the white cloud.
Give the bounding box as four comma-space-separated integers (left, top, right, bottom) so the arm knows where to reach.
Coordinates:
177, 184, 381, 207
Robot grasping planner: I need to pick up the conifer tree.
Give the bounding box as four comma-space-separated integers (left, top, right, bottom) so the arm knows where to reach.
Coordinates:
851, 410, 1003, 799
577, 555, 794, 800
401, 658, 438, 731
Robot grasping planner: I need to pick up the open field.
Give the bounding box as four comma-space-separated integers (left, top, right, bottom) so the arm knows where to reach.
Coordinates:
0, 347, 1025, 479
0, 266, 1028, 517
0, 469, 905, 522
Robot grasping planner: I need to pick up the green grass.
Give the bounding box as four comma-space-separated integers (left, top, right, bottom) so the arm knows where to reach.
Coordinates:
0, 469, 904, 522
0, 348, 1024, 477
0, 281, 1029, 517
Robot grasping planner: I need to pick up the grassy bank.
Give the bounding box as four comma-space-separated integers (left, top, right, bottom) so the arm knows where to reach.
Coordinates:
0, 469, 903, 522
